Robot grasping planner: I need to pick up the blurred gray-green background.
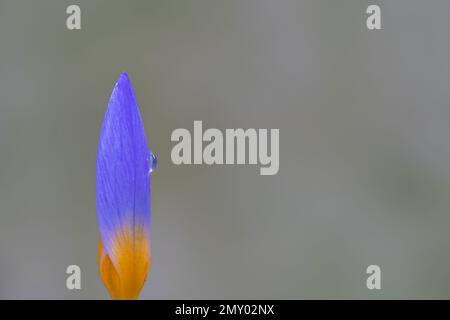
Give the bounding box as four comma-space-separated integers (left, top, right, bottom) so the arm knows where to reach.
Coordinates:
1, 0, 450, 299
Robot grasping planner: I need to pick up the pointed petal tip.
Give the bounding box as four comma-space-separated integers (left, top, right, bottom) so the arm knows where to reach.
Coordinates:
106, 71, 137, 115
118, 71, 130, 82
114, 71, 132, 91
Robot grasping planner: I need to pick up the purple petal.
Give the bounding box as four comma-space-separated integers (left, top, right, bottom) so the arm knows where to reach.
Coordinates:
96, 72, 153, 263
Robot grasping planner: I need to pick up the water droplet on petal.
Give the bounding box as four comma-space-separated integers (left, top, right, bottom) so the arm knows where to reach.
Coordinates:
148, 150, 157, 174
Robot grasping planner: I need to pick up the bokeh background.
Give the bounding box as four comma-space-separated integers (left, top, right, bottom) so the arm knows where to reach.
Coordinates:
1, 0, 450, 299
